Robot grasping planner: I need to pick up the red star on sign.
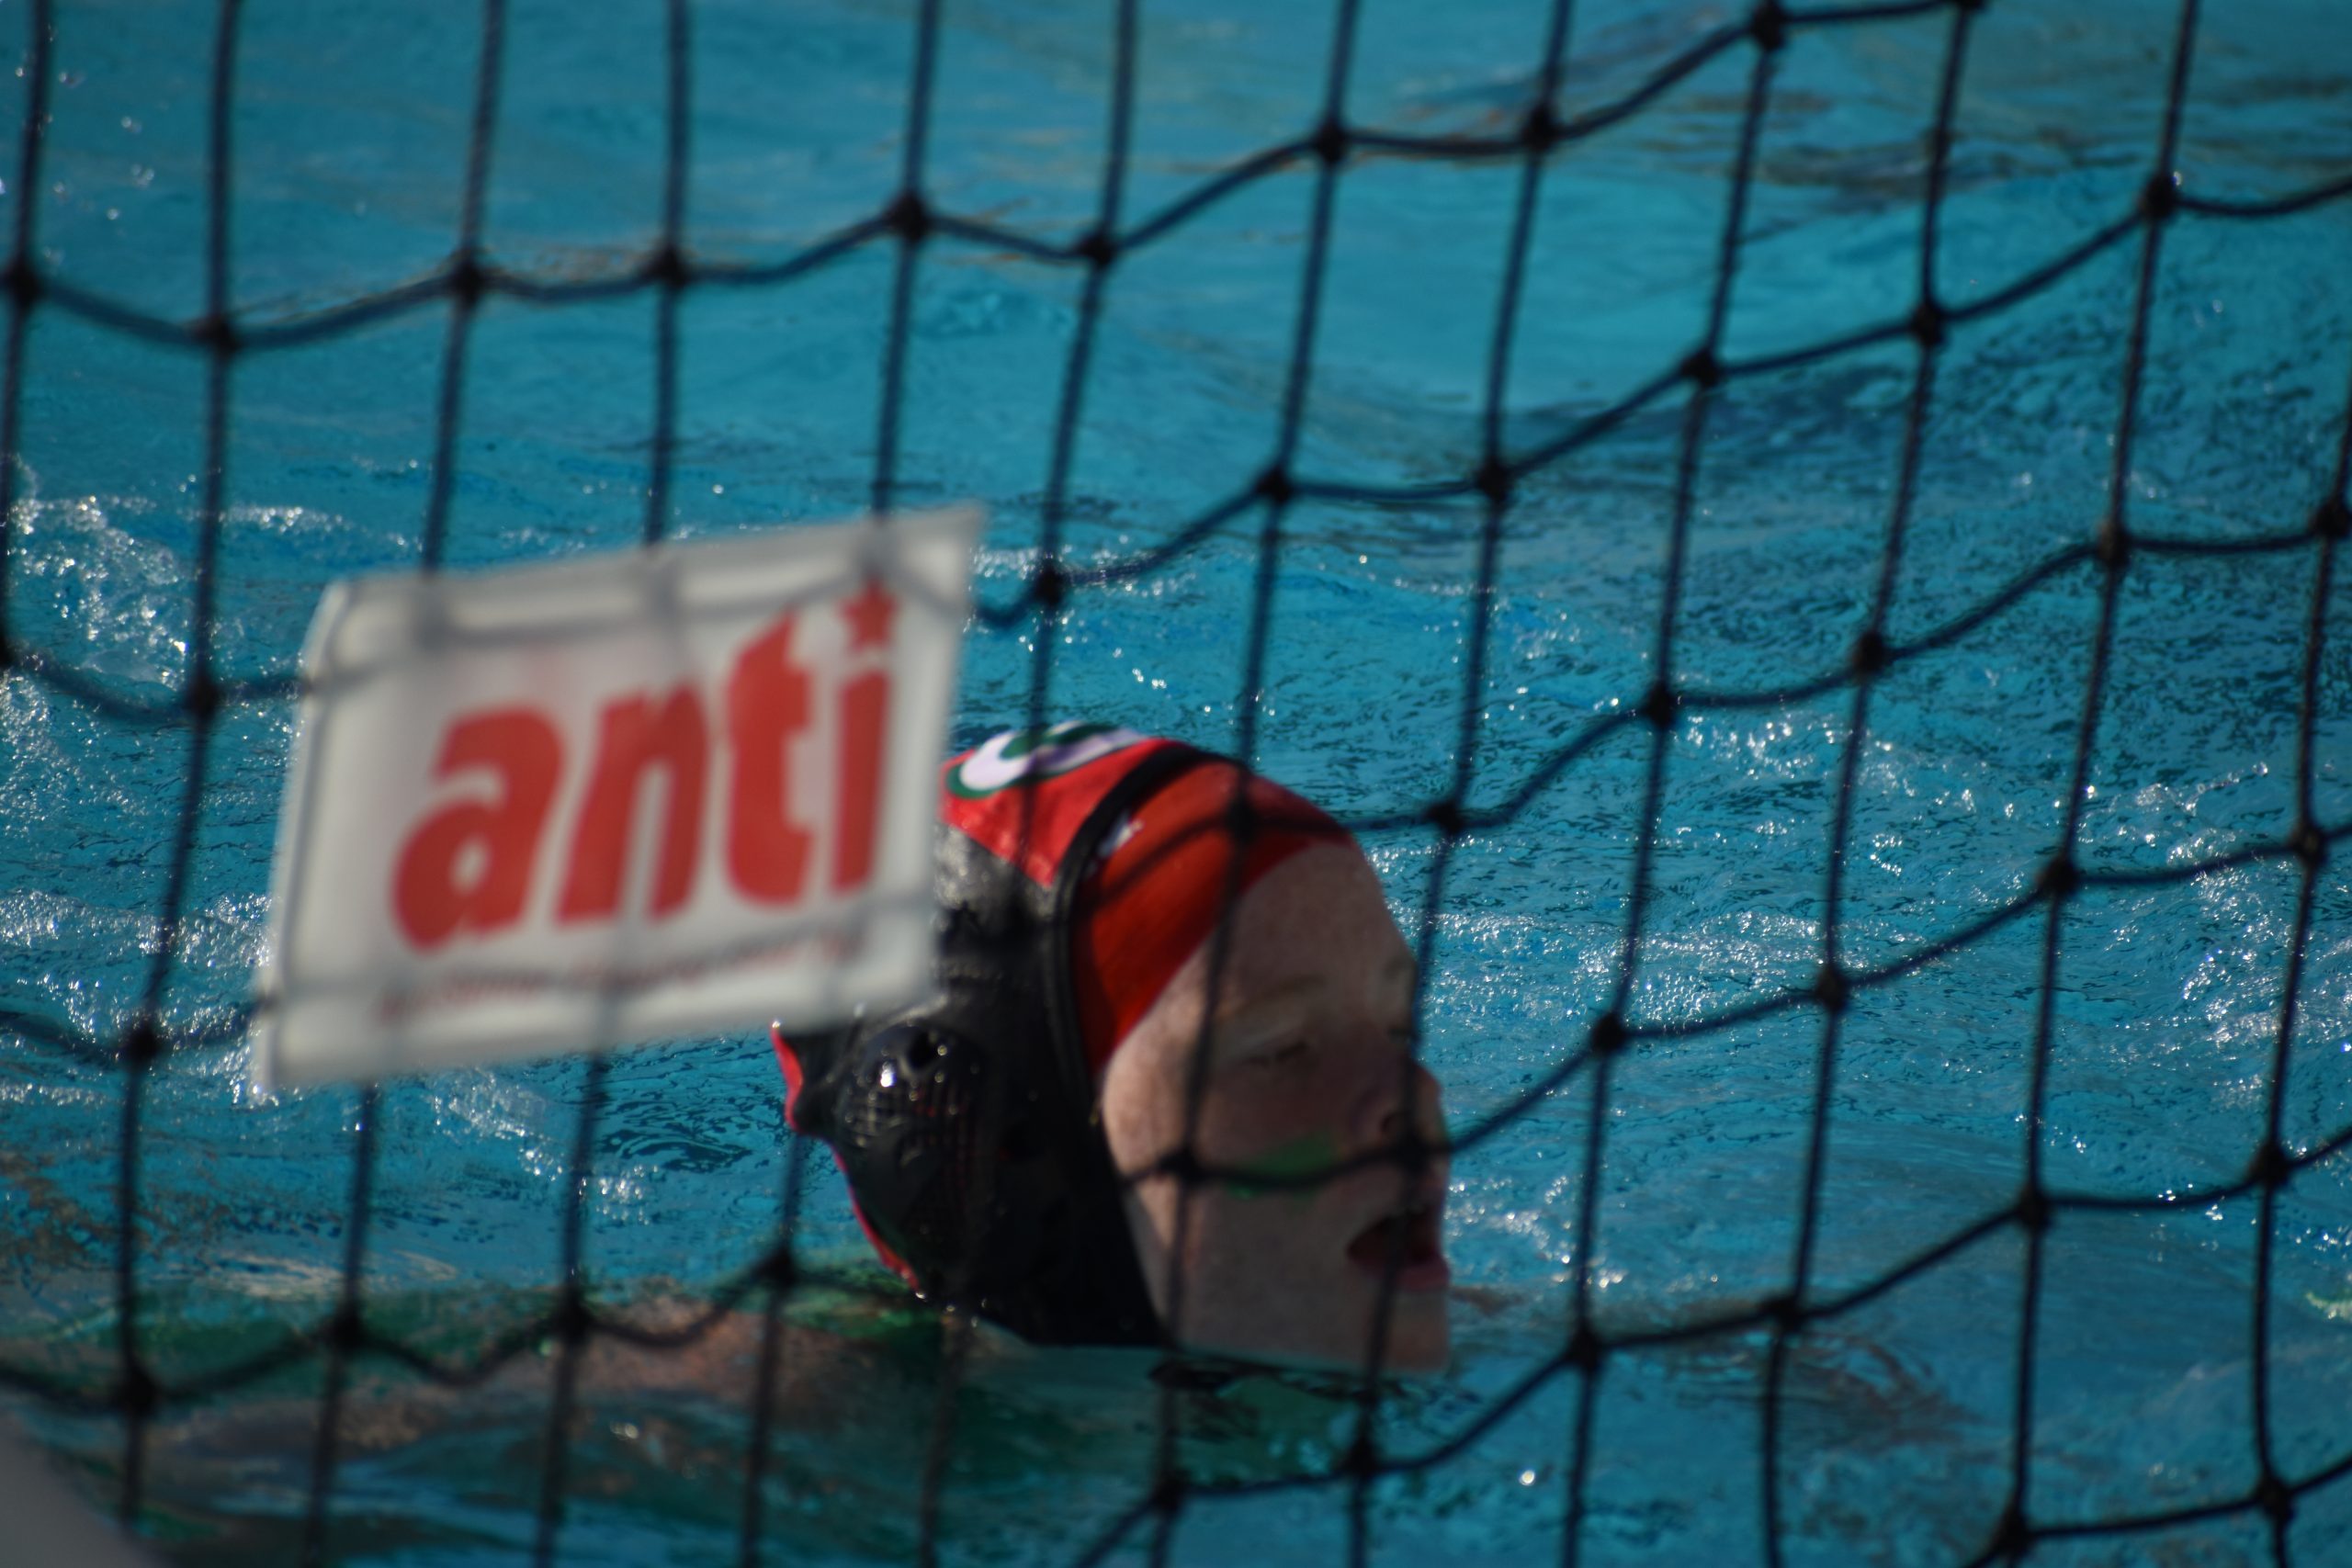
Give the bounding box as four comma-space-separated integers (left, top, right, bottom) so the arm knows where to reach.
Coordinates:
842, 577, 897, 650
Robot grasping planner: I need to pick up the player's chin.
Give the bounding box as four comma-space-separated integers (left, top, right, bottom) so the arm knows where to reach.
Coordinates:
1371, 1291, 1451, 1374
1309, 1280, 1450, 1374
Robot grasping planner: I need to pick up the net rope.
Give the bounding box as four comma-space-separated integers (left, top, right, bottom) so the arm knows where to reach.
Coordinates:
0, 0, 2348, 1562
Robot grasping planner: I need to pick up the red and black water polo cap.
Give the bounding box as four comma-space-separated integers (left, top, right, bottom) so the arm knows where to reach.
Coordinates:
769, 722, 1346, 1347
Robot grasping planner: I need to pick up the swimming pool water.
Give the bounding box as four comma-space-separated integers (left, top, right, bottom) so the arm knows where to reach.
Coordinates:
4, 0, 2351, 1562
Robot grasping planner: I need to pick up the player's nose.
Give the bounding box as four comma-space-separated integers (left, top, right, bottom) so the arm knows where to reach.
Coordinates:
1353, 1052, 1447, 1171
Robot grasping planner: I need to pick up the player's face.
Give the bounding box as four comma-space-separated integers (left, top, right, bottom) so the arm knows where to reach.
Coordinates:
1098, 843, 1452, 1373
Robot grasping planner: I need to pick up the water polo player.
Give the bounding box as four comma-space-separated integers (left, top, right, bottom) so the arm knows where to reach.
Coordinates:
773, 723, 1452, 1372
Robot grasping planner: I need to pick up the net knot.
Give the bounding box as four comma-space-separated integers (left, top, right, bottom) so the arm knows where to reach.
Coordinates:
447, 252, 487, 309
1149, 1471, 1187, 1515
5, 256, 42, 310
1074, 226, 1118, 270
1990, 1503, 2032, 1559
1849, 628, 1891, 678
1679, 348, 1723, 389
1906, 298, 1945, 349
1639, 679, 1679, 730
2140, 170, 2182, 223
1474, 455, 1513, 508
2014, 1185, 2051, 1235
2035, 852, 2079, 902
325, 1302, 365, 1354
183, 671, 221, 722
2247, 1138, 2292, 1190
1343, 1432, 1380, 1479
552, 1287, 592, 1347
1424, 795, 1467, 838
1565, 1323, 1603, 1372
2258, 1471, 2296, 1525
1589, 1010, 1626, 1059
643, 243, 688, 289
2290, 819, 2328, 871
194, 311, 242, 356
1254, 463, 1295, 507
1031, 561, 1068, 612
1520, 102, 1562, 153
886, 189, 932, 245
1813, 964, 1849, 1015
1161, 1146, 1204, 1190
2095, 517, 2132, 570
116, 1360, 160, 1421
2312, 494, 2350, 541
1310, 116, 1351, 168
1766, 1292, 1803, 1333
1748, 0, 1789, 52
761, 1247, 799, 1293
120, 1017, 163, 1070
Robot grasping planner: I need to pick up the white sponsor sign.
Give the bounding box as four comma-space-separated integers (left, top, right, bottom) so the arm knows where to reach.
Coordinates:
254, 509, 977, 1088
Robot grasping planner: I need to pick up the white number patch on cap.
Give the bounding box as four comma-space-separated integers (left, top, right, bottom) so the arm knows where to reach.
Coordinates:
946, 721, 1146, 798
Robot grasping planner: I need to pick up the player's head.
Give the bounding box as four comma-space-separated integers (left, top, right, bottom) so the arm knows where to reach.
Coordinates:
775, 723, 1450, 1372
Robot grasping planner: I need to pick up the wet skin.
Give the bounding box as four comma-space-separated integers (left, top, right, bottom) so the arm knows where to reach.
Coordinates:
1098, 843, 1453, 1373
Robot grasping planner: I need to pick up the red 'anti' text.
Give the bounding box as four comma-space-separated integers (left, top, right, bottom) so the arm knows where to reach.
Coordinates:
390, 594, 892, 949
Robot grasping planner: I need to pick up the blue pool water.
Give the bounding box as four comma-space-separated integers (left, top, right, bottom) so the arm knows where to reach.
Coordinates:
4, 0, 2351, 1562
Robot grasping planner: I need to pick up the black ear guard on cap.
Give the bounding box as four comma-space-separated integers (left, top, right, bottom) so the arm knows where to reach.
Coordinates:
784, 741, 1211, 1347
826, 1021, 995, 1277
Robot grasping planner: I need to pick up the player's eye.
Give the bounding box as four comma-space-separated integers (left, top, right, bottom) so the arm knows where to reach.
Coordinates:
1247, 1039, 1311, 1072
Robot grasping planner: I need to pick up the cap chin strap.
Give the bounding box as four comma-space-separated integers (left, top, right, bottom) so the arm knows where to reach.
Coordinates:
1038, 740, 1214, 1124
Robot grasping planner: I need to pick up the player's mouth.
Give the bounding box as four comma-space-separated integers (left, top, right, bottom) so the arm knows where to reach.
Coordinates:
1345, 1189, 1449, 1292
